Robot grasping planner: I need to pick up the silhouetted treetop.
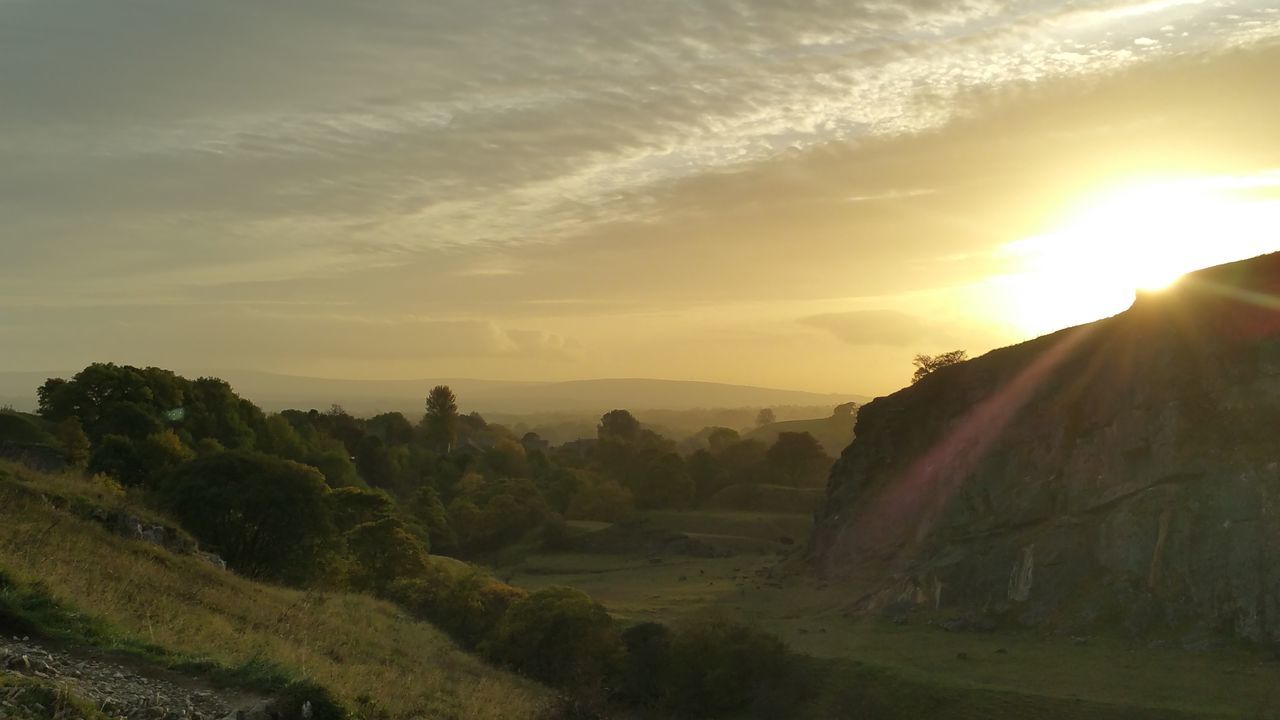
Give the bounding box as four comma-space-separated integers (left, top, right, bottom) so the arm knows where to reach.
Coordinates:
911, 350, 968, 384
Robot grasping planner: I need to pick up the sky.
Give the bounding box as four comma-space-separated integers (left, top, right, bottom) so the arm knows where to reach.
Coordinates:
3, 0, 1280, 396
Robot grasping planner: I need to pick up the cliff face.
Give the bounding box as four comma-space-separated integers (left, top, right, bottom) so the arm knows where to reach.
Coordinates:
811, 253, 1280, 644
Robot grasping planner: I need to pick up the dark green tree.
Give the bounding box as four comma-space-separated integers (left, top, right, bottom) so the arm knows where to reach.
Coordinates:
162, 451, 336, 585
666, 619, 791, 717
260, 414, 308, 461
424, 385, 459, 453
488, 586, 623, 689
707, 427, 740, 454
354, 435, 397, 489
409, 485, 457, 553
597, 409, 640, 442
87, 434, 146, 486
345, 517, 430, 594
766, 432, 833, 488
328, 486, 395, 532
618, 622, 674, 706
366, 412, 415, 445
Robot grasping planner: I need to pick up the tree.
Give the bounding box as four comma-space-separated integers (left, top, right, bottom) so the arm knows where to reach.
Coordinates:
755, 408, 776, 428
183, 377, 258, 450
161, 451, 336, 585
136, 429, 196, 487
666, 619, 791, 717
328, 486, 395, 533
566, 475, 634, 522
706, 427, 740, 454
632, 451, 693, 509
353, 435, 397, 489
488, 586, 624, 689
306, 447, 364, 489
424, 385, 459, 453
598, 409, 640, 442
912, 350, 968, 384
366, 412, 415, 446
54, 417, 90, 467
409, 485, 457, 553
87, 435, 146, 486
617, 622, 674, 706
37, 363, 155, 441
766, 432, 832, 488
345, 517, 430, 594
260, 413, 307, 461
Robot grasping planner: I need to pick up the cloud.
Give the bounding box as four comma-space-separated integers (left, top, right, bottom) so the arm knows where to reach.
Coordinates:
3, 0, 1277, 287
801, 310, 961, 347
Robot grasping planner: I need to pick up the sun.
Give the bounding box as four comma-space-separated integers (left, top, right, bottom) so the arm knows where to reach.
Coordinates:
991, 174, 1280, 337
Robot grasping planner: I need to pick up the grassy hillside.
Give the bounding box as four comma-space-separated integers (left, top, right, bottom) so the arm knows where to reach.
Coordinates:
746, 411, 856, 456
0, 461, 550, 720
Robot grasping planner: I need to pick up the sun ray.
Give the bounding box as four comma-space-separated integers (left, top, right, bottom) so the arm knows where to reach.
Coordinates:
989, 173, 1280, 337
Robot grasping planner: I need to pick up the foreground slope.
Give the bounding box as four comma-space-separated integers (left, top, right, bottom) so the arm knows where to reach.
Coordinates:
0, 462, 549, 720
812, 252, 1280, 645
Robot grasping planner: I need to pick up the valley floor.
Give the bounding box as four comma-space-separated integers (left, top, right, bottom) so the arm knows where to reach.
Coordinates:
497, 509, 1280, 720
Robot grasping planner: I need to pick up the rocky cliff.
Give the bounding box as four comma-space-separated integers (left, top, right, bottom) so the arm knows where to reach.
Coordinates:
810, 252, 1280, 646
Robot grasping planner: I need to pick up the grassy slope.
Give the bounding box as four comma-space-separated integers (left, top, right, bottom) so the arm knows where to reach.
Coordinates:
0, 462, 549, 720
502, 509, 1280, 719
745, 413, 855, 456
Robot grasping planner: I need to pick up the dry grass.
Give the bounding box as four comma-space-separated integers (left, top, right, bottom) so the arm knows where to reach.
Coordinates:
0, 463, 550, 720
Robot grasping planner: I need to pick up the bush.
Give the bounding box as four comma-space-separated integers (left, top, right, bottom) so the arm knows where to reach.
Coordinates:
87, 434, 147, 486
565, 476, 633, 522
488, 586, 623, 690
665, 619, 792, 718
617, 622, 674, 706
345, 517, 429, 595
388, 566, 527, 649
161, 451, 337, 585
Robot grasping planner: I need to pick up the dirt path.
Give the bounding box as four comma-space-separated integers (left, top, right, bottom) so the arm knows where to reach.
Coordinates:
0, 635, 269, 720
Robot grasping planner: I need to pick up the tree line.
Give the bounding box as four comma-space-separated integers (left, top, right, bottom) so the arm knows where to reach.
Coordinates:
0, 362, 841, 716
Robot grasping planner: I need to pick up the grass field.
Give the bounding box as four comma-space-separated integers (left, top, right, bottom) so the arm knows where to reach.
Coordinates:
499, 507, 1280, 719
0, 462, 550, 720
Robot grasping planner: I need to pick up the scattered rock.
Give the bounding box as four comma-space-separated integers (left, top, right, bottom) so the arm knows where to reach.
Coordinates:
0, 636, 269, 720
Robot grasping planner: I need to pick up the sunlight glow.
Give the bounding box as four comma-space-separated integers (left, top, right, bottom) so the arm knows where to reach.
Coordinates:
992, 173, 1280, 337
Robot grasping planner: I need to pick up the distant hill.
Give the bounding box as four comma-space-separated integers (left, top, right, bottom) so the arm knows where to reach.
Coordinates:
0, 369, 863, 417
746, 408, 858, 456
0, 371, 69, 411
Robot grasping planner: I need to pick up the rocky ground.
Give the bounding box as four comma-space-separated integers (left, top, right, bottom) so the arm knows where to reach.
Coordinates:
0, 636, 266, 720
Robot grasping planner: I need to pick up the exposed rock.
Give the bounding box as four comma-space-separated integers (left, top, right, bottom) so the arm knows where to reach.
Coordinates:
1, 636, 265, 720
811, 253, 1280, 647
88, 509, 196, 556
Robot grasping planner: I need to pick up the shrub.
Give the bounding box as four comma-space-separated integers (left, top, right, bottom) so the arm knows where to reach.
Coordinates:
565, 476, 634, 522
344, 517, 429, 595
161, 451, 337, 585
87, 434, 147, 487
617, 622, 674, 706
388, 566, 527, 649
488, 586, 623, 690
665, 619, 792, 718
